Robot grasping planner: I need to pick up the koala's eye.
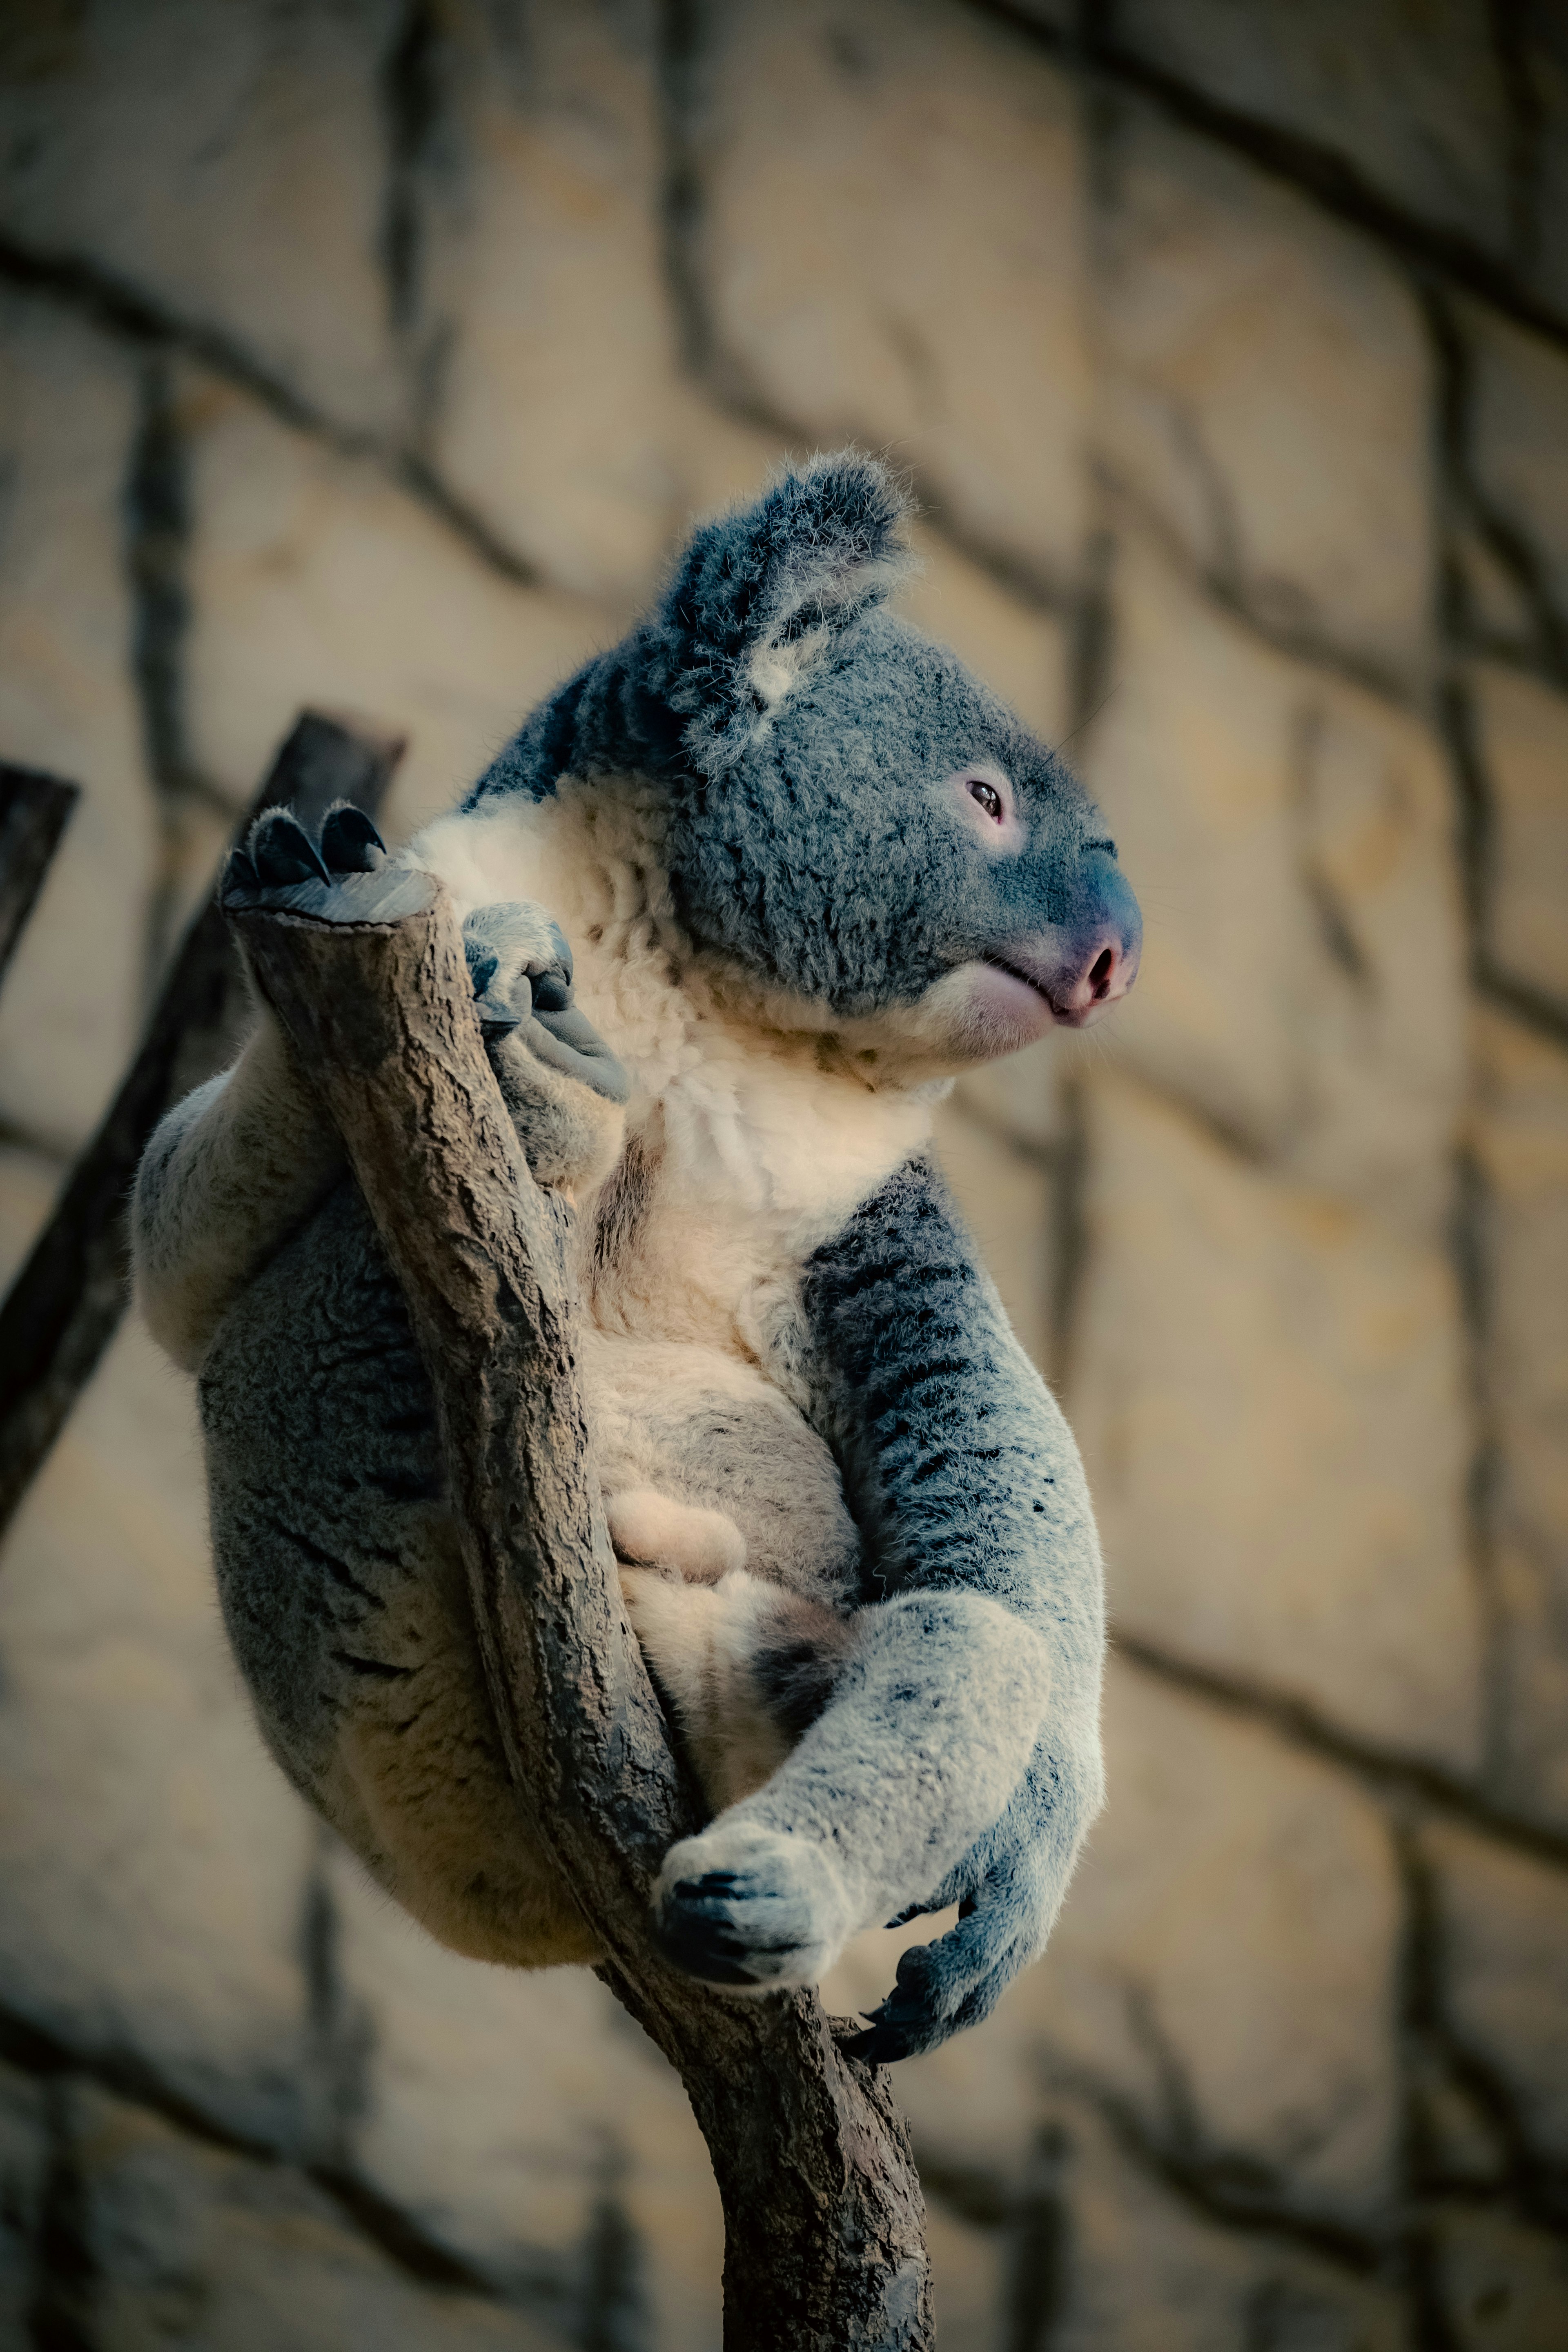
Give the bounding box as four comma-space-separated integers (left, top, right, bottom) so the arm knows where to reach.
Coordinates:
967, 778, 1004, 822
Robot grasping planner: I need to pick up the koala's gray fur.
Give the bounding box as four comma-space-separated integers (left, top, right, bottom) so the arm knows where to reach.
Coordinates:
134, 454, 1142, 2061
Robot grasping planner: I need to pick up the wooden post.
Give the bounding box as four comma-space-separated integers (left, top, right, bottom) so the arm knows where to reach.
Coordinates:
0, 711, 403, 1539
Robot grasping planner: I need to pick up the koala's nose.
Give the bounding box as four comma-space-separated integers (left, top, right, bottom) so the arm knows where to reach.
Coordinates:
1041, 857, 1142, 1027
1054, 930, 1139, 1020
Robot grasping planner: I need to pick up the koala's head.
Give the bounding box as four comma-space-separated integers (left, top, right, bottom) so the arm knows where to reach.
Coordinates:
486, 453, 1140, 1069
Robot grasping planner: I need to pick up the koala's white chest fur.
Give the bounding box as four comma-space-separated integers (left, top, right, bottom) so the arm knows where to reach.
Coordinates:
414, 779, 937, 1779
412, 778, 939, 1363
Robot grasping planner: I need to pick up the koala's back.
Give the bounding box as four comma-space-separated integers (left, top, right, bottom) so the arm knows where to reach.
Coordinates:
198, 1180, 597, 1967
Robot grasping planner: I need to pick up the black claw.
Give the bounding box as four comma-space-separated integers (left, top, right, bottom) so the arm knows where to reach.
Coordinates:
250, 809, 330, 887
655, 1902, 765, 1987
320, 801, 386, 874
223, 847, 260, 898
843, 2024, 911, 2066
529, 972, 571, 1014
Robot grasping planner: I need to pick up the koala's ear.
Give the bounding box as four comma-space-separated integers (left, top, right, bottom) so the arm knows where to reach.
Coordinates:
658, 452, 915, 759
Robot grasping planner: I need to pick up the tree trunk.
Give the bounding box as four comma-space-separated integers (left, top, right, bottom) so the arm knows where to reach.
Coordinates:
233, 873, 933, 2352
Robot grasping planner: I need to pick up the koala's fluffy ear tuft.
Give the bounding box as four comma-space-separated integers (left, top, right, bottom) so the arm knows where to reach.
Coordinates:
659, 451, 916, 764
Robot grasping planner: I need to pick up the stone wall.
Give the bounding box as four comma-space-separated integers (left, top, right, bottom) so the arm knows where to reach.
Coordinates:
0, 3, 1564, 2345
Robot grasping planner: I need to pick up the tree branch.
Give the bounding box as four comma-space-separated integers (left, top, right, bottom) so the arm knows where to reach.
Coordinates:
0, 710, 403, 1541
0, 763, 78, 988
233, 872, 933, 2352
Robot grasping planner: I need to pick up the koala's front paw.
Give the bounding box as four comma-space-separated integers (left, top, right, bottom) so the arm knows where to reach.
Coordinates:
462, 903, 629, 1108
653, 1822, 858, 1990
843, 1755, 1086, 2064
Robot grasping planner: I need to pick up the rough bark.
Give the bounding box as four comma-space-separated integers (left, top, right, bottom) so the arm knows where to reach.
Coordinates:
234, 875, 934, 2352
0, 711, 403, 1539
0, 763, 78, 988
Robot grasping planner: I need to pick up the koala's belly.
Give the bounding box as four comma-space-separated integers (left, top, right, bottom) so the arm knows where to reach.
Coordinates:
580, 1329, 862, 1606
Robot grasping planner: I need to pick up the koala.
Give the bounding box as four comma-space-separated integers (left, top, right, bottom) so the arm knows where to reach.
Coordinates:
132, 454, 1140, 2062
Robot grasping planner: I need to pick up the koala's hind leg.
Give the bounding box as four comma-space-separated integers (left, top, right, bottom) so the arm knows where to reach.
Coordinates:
619, 1567, 857, 1813
652, 1592, 1058, 1994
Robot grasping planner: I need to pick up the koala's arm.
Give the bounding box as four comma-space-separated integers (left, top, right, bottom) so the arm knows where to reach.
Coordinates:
654, 1156, 1105, 2058
804, 1158, 1107, 2054
133, 1011, 345, 1374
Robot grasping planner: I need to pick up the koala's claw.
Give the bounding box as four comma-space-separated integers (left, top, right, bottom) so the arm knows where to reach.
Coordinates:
844, 1888, 1036, 2066
251, 808, 331, 888
652, 1824, 858, 1990
319, 801, 387, 875
463, 903, 572, 1035
654, 1869, 766, 1988
221, 803, 420, 921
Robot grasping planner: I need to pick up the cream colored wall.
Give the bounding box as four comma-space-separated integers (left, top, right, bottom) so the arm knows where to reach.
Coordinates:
0, 3, 1565, 2345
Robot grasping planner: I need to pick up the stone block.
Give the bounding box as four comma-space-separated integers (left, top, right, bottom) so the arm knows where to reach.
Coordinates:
1430, 2206, 1568, 2351
1424, 1818, 1568, 2174
415, 0, 698, 604
58, 2080, 559, 2351
933, 1094, 1056, 1376
0, 292, 160, 1155
697, 0, 1091, 587
1451, 524, 1542, 664
1038, 2086, 1401, 2351
0, 0, 406, 438
1038, 1665, 1400, 2225
1113, 0, 1514, 254
1091, 111, 1434, 684
325, 1853, 722, 2352
1462, 303, 1568, 647
177, 370, 620, 844
1073, 1074, 1481, 1768
0, 1313, 318, 2152
1469, 665, 1568, 1015
0, 2058, 48, 2344
1473, 1008, 1568, 1826
1082, 534, 1466, 1226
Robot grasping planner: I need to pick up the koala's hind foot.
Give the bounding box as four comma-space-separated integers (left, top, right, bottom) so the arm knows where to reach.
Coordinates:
226, 801, 436, 924
606, 1488, 747, 1582
619, 1564, 855, 1814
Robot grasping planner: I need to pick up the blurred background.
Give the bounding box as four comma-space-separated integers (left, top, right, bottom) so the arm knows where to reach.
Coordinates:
0, 1, 1566, 2344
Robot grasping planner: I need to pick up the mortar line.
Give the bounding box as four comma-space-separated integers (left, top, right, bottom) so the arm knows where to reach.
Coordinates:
1114, 1634, 1568, 1873
964, 0, 1568, 358
0, 1990, 498, 2298
0, 233, 541, 594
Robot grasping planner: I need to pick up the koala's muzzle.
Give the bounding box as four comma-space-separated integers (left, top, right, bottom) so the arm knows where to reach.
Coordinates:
985, 849, 1142, 1033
